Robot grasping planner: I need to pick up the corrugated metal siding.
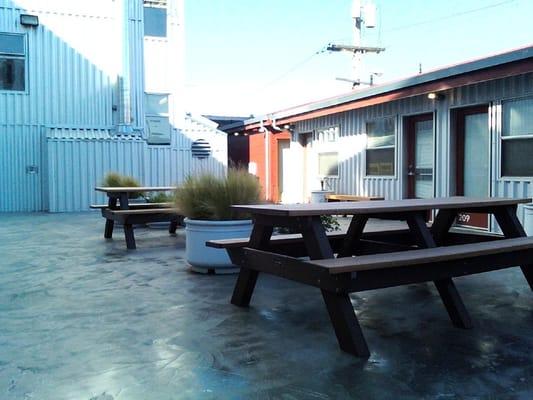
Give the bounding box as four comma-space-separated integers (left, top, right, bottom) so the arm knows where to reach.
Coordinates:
0, 0, 195, 212
0, 1, 115, 127
290, 73, 533, 229
295, 94, 433, 201
46, 128, 145, 211
45, 116, 227, 212
0, 124, 42, 211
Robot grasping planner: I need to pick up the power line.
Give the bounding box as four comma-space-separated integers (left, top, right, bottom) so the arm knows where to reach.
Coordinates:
386, 0, 517, 32
253, 46, 328, 93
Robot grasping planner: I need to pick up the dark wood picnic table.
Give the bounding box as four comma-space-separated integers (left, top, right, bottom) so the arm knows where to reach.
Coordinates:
95, 186, 176, 210
94, 186, 180, 249
215, 197, 533, 357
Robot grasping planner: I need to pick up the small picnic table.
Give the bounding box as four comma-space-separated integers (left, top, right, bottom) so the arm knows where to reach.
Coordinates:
214, 197, 533, 357
94, 186, 180, 249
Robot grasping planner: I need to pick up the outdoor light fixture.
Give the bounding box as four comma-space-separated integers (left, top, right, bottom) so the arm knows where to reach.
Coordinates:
20, 14, 39, 27
428, 92, 445, 100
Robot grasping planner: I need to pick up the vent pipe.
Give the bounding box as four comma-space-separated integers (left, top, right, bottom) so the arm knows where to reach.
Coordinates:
115, 0, 133, 134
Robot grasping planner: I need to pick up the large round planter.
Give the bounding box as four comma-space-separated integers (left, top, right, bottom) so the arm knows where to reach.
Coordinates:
184, 218, 253, 274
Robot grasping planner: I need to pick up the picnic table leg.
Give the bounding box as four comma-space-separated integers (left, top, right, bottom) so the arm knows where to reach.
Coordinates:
104, 196, 118, 239
494, 206, 533, 290
430, 209, 457, 245
119, 193, 129, 210
104, 219, 114, 238
230, 223, 273, 307
407, 212, 473, 329
300, 217, 371, 356
321, 290, 370, 358
301, 216, 335, 259
169, 220, 178, 234
338, 215, 369, 257
124, 224, 136, 250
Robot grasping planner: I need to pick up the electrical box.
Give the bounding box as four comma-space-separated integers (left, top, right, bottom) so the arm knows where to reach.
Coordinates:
146, 116, 171, 145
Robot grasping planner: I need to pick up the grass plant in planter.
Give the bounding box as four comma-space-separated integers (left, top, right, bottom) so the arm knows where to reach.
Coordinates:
102, 172, 145, 200
175, 169, 262, 274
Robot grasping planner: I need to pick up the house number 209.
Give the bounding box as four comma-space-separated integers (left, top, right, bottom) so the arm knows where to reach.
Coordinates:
457, 213, 471, 223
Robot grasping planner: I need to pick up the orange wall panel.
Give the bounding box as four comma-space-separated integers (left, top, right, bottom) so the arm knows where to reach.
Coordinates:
249, 133, 266, 199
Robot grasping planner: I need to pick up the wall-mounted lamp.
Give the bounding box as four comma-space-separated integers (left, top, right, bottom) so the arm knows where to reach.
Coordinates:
282, 124, 296, 132
427, 92, 445, 100
20, 14, 39, 27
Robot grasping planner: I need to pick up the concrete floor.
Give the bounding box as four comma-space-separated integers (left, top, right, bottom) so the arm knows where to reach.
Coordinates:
0, 212, 532, 400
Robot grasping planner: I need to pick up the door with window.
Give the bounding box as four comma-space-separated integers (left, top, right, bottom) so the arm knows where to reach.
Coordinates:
405, 114, 434, 199
454, 106, 490, 229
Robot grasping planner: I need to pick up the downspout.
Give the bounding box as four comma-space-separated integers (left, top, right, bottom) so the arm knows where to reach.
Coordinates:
271, 118, 284, 132
115, 0, 133, 134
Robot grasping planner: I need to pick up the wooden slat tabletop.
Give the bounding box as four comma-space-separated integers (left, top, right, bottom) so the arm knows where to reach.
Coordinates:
231, 197, 531, 217
95, 186, 176, 193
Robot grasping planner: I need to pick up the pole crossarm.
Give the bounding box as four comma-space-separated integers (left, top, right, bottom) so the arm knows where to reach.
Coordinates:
327, 44, 385, 54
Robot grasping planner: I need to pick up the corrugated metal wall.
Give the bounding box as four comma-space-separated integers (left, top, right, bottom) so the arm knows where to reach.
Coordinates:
0, 0, 222, 213
0, 125, 42, 211
295, 94, 431, 201
46, 116, 227, 212
1, 0, 117, 212
290, 73, 533, 229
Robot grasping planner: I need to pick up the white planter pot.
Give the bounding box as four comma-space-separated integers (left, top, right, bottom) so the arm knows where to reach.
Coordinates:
184, 218, 253, 274
310, 190, 334, 203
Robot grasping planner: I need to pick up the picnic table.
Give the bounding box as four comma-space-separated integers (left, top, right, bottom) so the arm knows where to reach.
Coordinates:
93, 186, 182, 249
208, 197, 533, 358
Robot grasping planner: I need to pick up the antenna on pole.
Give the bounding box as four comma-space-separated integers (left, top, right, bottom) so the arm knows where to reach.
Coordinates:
328, 0, 384, 88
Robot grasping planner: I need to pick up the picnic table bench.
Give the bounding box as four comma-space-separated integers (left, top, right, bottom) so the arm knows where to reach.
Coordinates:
207, 197, 533, 358
94, 186, 183, 249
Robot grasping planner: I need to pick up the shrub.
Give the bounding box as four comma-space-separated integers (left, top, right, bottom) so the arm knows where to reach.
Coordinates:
175, 169, 262, 220
148, 192, 174, 203
102, 172, 144, 199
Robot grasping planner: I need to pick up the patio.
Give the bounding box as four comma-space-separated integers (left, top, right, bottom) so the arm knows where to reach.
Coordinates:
0, 212, 532, 399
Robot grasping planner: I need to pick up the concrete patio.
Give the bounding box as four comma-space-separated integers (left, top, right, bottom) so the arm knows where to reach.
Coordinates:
0, 212, 532, 400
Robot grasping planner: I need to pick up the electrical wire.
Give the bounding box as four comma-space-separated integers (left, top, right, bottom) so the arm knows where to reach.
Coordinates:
253, 46, 329, 93
385, 0, 517, 32
252, 0, 519, 93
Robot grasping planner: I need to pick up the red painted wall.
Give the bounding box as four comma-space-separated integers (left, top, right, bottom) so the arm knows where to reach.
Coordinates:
248, 130, 291, 203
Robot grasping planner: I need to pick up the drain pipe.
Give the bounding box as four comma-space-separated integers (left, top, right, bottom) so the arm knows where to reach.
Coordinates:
271, 118, 284, 132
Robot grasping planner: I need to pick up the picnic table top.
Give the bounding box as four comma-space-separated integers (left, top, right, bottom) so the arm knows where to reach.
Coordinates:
231, 197, 531, 217
95, 186, 176, 193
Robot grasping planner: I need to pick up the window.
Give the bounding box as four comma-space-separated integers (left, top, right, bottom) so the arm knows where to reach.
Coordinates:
501, 97, 533, 177
144, 1, 167, 38
318, 152, 339, 177
145, 93, 168, 115
0, 33, 25, 91
366, 117, 395, 176
315, 126, 339, 177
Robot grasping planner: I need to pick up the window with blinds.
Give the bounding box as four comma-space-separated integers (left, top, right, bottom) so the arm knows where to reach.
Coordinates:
501, 97, 533, 177
365, 117, 396, 176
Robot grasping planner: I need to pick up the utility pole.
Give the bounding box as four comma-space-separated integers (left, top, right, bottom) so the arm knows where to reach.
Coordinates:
327, 0, 384, 87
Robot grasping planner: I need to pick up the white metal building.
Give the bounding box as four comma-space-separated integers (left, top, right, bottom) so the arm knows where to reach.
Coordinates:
0, 0, 227, 212
227, 46, 533, 233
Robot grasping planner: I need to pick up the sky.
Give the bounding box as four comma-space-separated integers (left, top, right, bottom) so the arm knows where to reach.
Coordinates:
184, 0, 533, 117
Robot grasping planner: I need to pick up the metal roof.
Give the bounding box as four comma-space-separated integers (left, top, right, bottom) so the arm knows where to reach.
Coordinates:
226, 44, 533, 131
